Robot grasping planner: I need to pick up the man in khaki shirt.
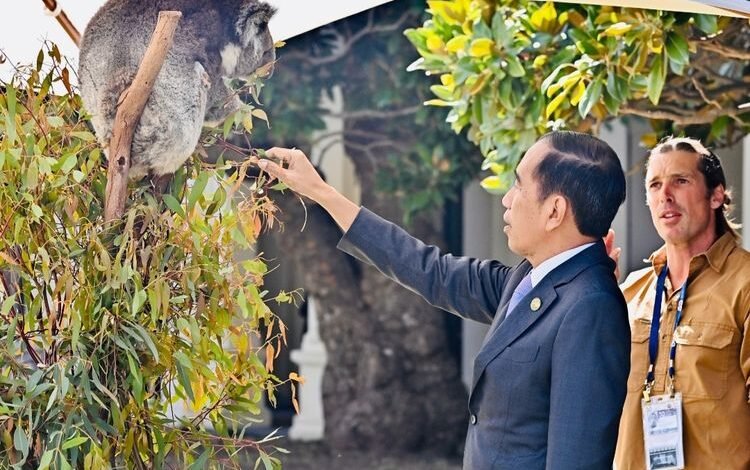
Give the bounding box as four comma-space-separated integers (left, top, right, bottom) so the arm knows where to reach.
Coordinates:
614, 137, 750, 469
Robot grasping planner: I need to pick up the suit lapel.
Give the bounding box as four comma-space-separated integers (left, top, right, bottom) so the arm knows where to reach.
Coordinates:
471, 282, 557, 391
470, 241, 613, 394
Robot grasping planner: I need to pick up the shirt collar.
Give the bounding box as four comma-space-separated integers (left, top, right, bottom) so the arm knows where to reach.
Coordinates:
647, 231, 738, 275
530, 242, 595, 287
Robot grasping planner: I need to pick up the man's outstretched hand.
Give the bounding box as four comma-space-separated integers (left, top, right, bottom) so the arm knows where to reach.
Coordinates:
258, 147, 361, 231
258, 147, 328, 202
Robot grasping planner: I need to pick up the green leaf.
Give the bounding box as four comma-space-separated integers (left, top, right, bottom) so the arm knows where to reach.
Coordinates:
162, 194, 186, 218
188, 172, 210, 211
189, 450, 211, 469
62, 436, 88, 450
54, 152, 78, 174
578, 79, 603, 118
505, 55, 526, 78
176, 362, 195, 402
1, 294, 16, 316
38, 450, 55, 470
693, 14, 717, 35
665, 32, 689, 66
131, 289, 147, 315
13, 426, 28, 456
5, 83, 17, 144
492, 11, 513, 47
647, 53, 666, 105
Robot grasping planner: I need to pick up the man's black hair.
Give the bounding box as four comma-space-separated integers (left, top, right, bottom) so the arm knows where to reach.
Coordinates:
534, 131, 626, 238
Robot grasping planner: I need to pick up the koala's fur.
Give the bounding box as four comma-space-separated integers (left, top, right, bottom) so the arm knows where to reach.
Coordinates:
79, 0, 276, 180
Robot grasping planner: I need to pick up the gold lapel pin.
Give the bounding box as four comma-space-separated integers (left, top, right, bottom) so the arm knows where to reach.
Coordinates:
530, 298, 542, 311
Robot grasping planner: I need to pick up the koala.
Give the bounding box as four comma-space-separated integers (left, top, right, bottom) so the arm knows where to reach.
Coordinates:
78, 0, 276, 181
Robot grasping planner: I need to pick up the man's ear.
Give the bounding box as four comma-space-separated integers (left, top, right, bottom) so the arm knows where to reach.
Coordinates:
545, 194, 567, 231
709, 185, 725, 210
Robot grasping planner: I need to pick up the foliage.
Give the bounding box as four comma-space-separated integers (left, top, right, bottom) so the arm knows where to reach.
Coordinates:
0, 44, 297, 469
406, 0, 750, 192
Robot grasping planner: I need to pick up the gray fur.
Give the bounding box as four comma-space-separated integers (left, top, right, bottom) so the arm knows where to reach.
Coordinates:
78, 0, 276, 179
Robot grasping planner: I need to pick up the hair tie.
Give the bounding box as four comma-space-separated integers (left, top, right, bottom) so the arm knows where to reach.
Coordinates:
44, 2, 62, 17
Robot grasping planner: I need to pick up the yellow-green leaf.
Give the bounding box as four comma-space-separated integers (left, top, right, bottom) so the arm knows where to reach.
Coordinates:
546, 90, 568, 118
600, 22, 633, 38
570, 80, 586, 106
469, 38, 494, 58
446, 36, 469, 53
530, 2, 558, 33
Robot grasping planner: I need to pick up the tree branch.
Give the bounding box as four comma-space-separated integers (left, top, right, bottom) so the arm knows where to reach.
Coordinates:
332, 105, 422, 121
104, 11, 182, 222
41, 0, 81, 46
282, 10, 415, 67
696, 40, 750, 60
620, 104, 740, 125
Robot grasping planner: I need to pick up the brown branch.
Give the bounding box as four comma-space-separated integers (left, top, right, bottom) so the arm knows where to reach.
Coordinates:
690, 77, 723, 110
332, 105, 422, 120
104, 11, 182, 222
41, 0, 81, 47
696, 40, 750, 61
283, 10, 415, 66
619, 104, 740, 125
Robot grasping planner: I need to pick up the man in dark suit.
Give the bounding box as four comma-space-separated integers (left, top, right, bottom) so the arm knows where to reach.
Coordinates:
259, 131, 630, 469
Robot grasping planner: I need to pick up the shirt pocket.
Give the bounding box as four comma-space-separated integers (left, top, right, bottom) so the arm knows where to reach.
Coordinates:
673, 322, 734, 399
627, 319, 651, 392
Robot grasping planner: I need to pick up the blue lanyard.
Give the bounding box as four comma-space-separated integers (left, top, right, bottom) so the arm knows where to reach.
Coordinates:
644, 265, 688, 395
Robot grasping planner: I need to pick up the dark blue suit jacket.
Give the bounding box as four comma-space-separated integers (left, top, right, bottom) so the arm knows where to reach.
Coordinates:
338, 208, 630, 470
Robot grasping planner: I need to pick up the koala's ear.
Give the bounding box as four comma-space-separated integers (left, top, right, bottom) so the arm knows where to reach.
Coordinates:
236, 1, 277, 46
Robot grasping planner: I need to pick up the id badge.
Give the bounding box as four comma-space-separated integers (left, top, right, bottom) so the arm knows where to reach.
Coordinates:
641, 393, 685, 470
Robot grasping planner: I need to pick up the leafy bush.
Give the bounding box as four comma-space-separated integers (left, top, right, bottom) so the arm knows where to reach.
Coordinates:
0, 44, 296, 469
406, 0, 748, 191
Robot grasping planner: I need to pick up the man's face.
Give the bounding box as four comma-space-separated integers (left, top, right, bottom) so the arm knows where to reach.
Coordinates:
645, 150, 722, 250
501, 141, 550, 259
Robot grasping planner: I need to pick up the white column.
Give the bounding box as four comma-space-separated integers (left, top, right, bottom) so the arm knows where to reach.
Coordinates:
461, 183, 492, 390
599, 119, 629, 279
743, 135, 750, 250
289, 296, 328, 440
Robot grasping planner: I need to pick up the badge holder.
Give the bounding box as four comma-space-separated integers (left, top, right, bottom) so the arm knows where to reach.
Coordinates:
641, 377, 685, 470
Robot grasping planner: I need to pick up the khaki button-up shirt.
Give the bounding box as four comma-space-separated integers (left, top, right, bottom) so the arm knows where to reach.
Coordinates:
614, 233, 750, 469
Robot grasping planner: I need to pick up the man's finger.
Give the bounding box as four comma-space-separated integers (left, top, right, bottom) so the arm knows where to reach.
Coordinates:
258, 159, 284, 179
267, 147, 295, 165
603, 229, 615, 251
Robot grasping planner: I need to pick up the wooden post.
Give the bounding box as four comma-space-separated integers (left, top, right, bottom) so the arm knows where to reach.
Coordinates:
103, 11, 182, 222
42, 0, 82, 46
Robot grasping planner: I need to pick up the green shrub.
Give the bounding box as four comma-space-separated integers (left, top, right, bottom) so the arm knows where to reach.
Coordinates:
0, 44, 295, 469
